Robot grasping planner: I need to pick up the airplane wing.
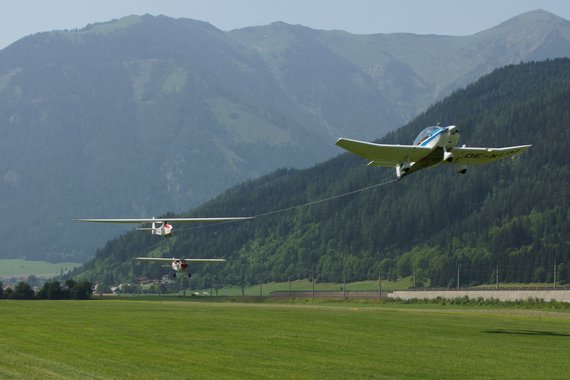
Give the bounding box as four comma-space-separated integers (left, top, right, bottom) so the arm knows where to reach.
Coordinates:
75, 217, 253, 224
134, 257, 226, 262
451, 145, 531, 165
336, 138, 432, 166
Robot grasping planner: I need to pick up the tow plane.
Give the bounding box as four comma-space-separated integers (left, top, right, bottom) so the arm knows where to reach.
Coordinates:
75, 216, 253, 237
134, 257, 226, 278
336, 125, 531, 178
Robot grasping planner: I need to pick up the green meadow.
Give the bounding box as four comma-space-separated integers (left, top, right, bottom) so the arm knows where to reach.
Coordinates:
1, 299, 570, 379
0, 259, 80, 279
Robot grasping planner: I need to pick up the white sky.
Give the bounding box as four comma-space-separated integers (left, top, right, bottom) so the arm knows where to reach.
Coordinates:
1, 0, 570, 49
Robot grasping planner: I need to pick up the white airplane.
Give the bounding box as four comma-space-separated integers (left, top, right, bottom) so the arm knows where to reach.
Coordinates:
75, 216, 253, 237
134, 257, 226, 277
336, 125, 531, 179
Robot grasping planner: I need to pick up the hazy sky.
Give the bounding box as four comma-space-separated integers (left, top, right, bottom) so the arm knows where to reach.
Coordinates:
1, 0, 570, 49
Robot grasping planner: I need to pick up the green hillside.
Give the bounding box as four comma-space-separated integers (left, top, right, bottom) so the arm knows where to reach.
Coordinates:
73, 59, 570, 291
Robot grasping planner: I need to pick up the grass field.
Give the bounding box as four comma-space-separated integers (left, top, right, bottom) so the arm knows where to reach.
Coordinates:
2, 299, 570, 379
0, 259, 80, 279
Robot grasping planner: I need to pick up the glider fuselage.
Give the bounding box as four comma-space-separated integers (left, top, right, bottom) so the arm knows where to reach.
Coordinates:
150, 221, 173, 236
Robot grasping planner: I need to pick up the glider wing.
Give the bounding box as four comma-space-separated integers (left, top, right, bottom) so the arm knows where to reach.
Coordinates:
75, 217, 253, 224
134, 257, 226, 262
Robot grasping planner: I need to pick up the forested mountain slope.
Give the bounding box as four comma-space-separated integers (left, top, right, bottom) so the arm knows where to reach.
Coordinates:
1, 10, 569, 261
74, 59, 570, 290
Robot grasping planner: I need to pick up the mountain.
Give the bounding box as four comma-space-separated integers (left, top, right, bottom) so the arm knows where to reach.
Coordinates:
73, 59, 570, 290
229, 9, 570, 121
0, 10, 569, 261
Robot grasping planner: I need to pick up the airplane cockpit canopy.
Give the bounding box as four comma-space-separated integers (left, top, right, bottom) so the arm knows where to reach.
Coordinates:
413, 126, 445, 146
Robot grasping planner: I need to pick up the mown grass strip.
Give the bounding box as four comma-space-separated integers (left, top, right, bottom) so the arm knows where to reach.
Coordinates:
1, 300, 570, 379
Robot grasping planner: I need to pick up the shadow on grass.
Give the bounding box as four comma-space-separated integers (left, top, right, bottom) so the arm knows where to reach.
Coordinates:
483, 329, 570, 337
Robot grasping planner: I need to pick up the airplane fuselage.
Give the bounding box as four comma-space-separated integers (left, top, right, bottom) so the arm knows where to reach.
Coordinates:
398, 125, 460, 177
413, 125, 459, 150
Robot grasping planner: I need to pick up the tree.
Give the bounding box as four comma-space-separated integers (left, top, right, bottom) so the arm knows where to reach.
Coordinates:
36, 282, 49, 299
37, 281, 63, 300
69, 281, 93, 300
12, 282, 35, 300
36, 279, 93, 300
4, 288, 13, 299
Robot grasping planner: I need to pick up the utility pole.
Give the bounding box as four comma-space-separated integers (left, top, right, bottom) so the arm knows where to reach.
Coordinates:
554, 261, 557, 289
457, 265, 460, 290
311, 269, 315, 300
378, 269, 382, 300
343, 270, 346, 298
496, 266, 499, 290
342, 256, 346, 298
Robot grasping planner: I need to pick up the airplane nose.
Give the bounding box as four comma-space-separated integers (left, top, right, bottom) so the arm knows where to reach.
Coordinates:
448, 125, 459, 134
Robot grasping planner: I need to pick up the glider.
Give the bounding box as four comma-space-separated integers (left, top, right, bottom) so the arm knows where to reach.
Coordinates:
75, 216, 253, 237
134, 257, 226, 277
336, 125, 531, 179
